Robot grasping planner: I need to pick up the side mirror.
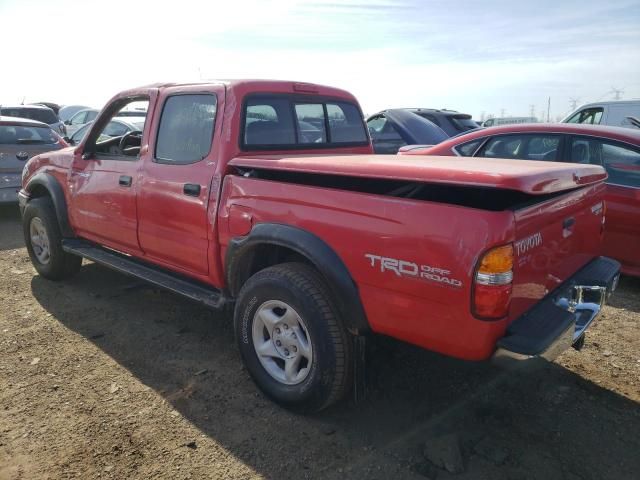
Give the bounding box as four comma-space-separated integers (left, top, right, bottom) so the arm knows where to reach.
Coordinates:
63, 136, 73, 145
64, 119, 72, 125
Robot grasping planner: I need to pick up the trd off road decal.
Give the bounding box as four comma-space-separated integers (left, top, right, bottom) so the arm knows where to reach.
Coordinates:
514, 232, 543, 256
365, 254, 463, 287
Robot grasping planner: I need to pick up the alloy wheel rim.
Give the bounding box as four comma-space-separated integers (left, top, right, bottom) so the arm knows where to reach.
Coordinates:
29, 217, 51, 264
252, 300, 313, 385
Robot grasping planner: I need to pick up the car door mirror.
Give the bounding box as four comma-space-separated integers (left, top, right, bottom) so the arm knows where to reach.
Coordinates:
63, 136, 73, 145
64, 119, 72, 125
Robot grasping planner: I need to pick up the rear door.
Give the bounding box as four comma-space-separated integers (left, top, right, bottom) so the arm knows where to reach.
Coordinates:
137, 86, 222, 276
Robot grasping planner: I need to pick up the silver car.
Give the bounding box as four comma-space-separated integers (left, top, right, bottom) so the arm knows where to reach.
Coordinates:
64, 108, 99, 136
69, 117, 146, 146
0, 116, 66, 203
0, 104, 66, 136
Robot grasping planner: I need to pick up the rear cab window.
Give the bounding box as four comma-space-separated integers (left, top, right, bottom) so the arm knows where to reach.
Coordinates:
242, 94, 368, 150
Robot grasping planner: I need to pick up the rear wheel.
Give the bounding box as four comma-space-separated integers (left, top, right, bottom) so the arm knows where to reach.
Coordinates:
23, 197, 82, 280
234, 262, 352, 412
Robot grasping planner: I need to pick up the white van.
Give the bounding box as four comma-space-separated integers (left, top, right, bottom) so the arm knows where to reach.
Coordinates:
563, 100, 640, 129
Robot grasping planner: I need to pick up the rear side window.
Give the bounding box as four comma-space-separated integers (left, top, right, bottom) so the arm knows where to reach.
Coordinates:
455, 139, 483, 156
1, 108, 57, 124
477, 134, 560, 161
243, 94, 368, 149
0, 125, 59, 144
155, 94, 217, 164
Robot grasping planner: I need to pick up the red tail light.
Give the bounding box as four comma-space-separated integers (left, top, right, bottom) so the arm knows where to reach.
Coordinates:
473, 244, 513, 319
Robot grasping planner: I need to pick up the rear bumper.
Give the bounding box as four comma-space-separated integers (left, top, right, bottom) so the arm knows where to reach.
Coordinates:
493, 256, 620, 363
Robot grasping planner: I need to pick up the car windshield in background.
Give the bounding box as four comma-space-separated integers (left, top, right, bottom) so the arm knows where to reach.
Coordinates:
0, 125, 59, 144
243, 95, 368, 149
1, 108, 58, 125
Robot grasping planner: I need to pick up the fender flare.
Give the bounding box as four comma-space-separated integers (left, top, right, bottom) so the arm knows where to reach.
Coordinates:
25, 172, 75, 238
226, 223, 370, 334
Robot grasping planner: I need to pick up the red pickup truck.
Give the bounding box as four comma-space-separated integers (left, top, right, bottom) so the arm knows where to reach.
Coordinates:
19, 80, 620, 411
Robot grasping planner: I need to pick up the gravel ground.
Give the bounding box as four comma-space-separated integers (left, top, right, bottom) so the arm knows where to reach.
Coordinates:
1, 204, 638, 480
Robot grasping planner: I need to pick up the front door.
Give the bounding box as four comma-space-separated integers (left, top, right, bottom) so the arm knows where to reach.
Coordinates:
68, 90, 157, 254
137, 88, 221, 276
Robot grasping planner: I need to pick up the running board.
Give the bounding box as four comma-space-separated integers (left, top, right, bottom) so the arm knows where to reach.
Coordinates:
62, 239, 227, 310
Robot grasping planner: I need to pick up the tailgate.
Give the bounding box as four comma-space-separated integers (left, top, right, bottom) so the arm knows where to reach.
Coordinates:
509, 182, 607, 320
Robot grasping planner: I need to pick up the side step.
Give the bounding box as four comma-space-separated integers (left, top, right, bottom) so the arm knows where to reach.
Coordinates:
62, 239, 227, 310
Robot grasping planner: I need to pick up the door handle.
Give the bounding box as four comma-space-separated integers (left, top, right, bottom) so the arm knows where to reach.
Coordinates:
183, 183, 201, 197
119, 175, 132, 187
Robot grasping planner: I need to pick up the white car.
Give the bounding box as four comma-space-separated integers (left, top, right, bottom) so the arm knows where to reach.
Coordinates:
563, 100, 640, 129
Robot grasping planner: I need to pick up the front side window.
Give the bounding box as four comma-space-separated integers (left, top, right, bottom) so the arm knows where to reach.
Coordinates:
568, 137, 640, 187
155, 94, 217, 164
243, 94, 368, 149
566, 108, 603, 125
478, 134, 560, 161
86, 98, 149, 158
70, 111, 87, 125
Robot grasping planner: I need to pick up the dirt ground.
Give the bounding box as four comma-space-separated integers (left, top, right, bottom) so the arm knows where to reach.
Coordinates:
1, 203, 638, 480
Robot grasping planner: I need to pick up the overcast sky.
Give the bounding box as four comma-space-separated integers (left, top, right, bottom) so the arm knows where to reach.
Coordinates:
1, 0, 639, 119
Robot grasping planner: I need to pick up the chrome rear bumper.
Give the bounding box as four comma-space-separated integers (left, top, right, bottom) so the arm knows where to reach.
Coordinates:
493, 257, 620, 364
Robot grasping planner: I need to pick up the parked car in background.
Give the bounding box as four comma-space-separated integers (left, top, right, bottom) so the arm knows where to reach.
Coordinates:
68, 117, 146, 146
0, 116, 66, 203
563, 100, 640, 130
64, 108, 99, 136
30, 102, 61, 115
399, 123, 640, 277
366, 109, 448, 153
406, 108, 480, 136
58, 105, 92, 123
483, 117, 538, 127
0, 105, 66, 135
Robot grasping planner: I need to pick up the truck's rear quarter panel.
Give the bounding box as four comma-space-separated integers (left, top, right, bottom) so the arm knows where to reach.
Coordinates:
219, 175, 517, 360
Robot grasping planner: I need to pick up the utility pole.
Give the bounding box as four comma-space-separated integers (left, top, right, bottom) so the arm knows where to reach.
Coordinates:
610, 87, 624, 100
569, 97, 580, 111
546, 97, 551, 123
529, 104, 535, 118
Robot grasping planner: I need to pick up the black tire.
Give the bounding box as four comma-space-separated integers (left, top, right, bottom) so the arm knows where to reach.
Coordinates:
234, 262, 352, 412
22, 197, 82, 280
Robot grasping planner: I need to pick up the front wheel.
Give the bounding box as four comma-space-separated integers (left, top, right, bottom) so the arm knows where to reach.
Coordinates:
234, 263, 352, 412
22, 197, 82, 280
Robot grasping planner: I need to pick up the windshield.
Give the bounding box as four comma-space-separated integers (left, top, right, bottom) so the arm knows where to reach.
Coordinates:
1, 107, 58, 124
0, 125, 59, 144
